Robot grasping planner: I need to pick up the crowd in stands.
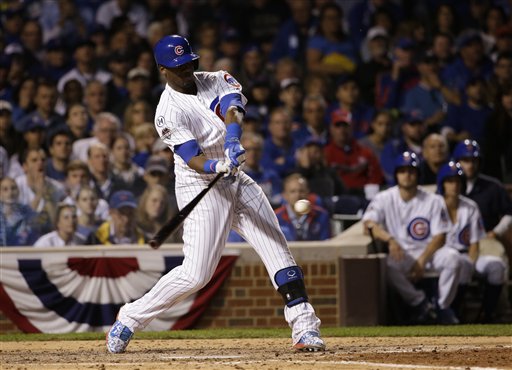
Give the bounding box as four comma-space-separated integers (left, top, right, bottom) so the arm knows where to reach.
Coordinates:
0, 0, 511, 248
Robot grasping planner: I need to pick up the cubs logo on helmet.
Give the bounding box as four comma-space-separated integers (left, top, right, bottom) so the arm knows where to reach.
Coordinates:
174, 45, 184, 56
407, 217, 430, 241
458, 224, 470, 246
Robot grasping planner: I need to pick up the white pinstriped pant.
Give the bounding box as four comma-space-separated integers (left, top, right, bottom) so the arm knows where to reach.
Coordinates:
117, 173, 321, 344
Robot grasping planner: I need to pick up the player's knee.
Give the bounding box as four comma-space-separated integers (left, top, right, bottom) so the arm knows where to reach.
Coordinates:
274, 266, 309, 308
442, 248, 462, 270
486, 261, 506, 285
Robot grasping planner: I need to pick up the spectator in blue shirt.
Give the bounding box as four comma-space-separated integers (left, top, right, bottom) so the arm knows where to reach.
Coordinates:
275, 173, 331, 241
293, 94, 329, 147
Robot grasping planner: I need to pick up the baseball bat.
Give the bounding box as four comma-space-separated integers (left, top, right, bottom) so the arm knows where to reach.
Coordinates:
149, 172, 224, 249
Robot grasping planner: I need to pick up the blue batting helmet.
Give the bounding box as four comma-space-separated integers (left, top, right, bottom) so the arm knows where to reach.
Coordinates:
393, 151, 420, 183
153, 35, 199, 69
436, 161, 464, 195
452, 139, 480, 161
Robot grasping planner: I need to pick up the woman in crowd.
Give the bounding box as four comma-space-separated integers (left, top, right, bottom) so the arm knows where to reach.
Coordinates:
110, 134, 144, 188
75, 185, 103, 241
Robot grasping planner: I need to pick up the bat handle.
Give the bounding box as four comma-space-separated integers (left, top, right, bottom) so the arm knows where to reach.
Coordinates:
148, 239, 161, 249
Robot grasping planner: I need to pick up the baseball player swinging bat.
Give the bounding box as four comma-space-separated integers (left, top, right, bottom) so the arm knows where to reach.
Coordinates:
149, 172, 224, 248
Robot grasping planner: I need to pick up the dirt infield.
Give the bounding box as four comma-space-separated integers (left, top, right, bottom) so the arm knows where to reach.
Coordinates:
2, 336, 511, 370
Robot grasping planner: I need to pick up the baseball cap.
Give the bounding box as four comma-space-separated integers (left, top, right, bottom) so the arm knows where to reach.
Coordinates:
127, 67, 150, 80
109, 190, 137, 209
45, 38, 66, 52
455, 29, 482, 50
402, 110, 425, 124
280, 78, 301, 90
301, 137, 324, 148
19, 116, 46, 133
222, 29, 241, 42
0, 100, 13, 113
145, 155, 169, 174
73, 39, 96, 51
395, 37, 416, 50
366, 26, 388, 41
330, 109, 352, 126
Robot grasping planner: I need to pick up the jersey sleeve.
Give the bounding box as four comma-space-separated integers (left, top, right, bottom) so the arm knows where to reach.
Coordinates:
214, 70, 248, 106
362, 193, 385, 224
154, 109, 195, 152
430, 195, 450, 236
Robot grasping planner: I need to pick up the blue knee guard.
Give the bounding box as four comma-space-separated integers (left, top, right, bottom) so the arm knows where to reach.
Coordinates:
274, 266, 308, 307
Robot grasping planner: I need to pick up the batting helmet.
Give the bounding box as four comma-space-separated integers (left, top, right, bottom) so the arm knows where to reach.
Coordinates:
452, 139, 480, 161
393, 151, 420, 183
436, 161, 465, 195
153, 35, 199, 69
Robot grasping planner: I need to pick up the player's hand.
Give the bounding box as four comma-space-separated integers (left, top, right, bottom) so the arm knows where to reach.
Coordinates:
388, 239, 404, 262
409, 257, 426, 282
224, 139, 246, 167
214, 159, 237, 178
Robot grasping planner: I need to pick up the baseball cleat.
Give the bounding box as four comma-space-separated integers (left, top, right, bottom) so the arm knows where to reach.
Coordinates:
294, 331, 326, 352
106, 320, 133, 353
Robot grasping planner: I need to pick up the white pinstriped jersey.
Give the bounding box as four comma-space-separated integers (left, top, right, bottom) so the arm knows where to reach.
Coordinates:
153, 71, 247, 188
445, 195, 485, 252
362, 186, 449, 251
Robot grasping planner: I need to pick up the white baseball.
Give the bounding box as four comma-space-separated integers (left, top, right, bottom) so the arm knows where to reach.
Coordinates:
294, 199, 311, 215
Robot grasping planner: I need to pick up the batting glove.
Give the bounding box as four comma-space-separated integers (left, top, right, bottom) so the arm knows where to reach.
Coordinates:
224, 123, 245, 167
204, 159, 237, 177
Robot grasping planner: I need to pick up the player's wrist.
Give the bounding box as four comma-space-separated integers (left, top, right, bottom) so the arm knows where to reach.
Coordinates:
203, 159, 218, 174
225, 122, 242, 143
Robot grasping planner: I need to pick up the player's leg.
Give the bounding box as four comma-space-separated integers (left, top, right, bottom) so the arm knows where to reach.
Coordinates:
231, 175, 324, 351
450, 254, 473, 320
475, 254, 506, 322
107, 184, 235, 353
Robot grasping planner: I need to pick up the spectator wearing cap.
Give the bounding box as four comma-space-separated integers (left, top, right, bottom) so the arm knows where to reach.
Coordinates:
355, 26, 392, 106
441, 77, 492, 146
45, 128, 73, 182
441, 29, 493, 94
96, 0, 149, 38
15, 80, 65, 134
486, 52, 512, 104
279, 78, 304, 129
261, 107, 301, 178
2, 7, 24, 45
95, 190, 146, 245
72, 112, 121, 162
274, 173, 331, 241
293, 95, 328, 147
112, 67, 152, 119
375, 37, 420, 110
380, 111, 426, 185
245, 76, 274, 125
329, 76, 375, 139
241, 106, 264, 135
0, 100, 21, 160
34, 204, 95, 247
41, 38, 72, 84
106, 49, 132, 101
402, 54, 460, 134
240, 133, 282, 207
269, 0, 315, 68
359, 110, 394, 159
87, 142, 127, 201
218, 29, 242, 74
57, 39, 112, 93
140, 155, 175, 197
418, 133, 449, 185
324, 110, 384, 195
306, 3, 357, 78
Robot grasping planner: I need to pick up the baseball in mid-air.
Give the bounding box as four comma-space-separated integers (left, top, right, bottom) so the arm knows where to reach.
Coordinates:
294, 199, 311, 215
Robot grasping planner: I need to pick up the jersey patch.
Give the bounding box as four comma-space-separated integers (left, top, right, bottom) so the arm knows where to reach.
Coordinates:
407, 217, 430, 241
161, 127, 171, 139
223, 73, 241, 89
458, 224, 470, 247
156, 116, 165, 127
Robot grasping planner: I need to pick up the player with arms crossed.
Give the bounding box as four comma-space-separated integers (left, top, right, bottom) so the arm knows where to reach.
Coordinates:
437, 162, 507, 322
106, 35, 325, 353
362, 152, 462, 324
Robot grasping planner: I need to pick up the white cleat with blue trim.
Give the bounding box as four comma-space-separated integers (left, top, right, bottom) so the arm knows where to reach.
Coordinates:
106, 320, 133, 353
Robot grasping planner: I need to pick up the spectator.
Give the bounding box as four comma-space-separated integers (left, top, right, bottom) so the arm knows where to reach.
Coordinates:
19, 19, 44, 64
110, 134, 144, 189
64, 103, 90, 141
140, 154, 174, 198
306, 3, 357, 78
363, 151, 461, 324
402, 54, 460, 134
491, 24, 512, 62
0, 100, 22, 162
454, 140, 512, 264
57, 40, 112, 93
106, 49, 133, 101
83, 80, 108, 123
245, 76, 274, 123
34, 204, 94, 247
274, 173, 330, 241
380, 112, 427, 185
136, 184, 180, 243
261, 107, 300, 178
278, 78, 303, 128
131, 122, 158, 168
324, 110, 384, 196
375, 38, 419, 110
429, 32, 455, 71
0, 177, 39, 246
483, 84, 512, 182
485, 52, 512, 104
96, 0, 149, 38
355, 26, 392, 106
330, 76, 375, 139
293, 94, 329, 147
303, 73, 330, 103
418, 133, 449, 185
269, 0, 315, 68
431, 3, 459, 38
359, 110, 394, 159
55, 78, 84, 117
15, 148, 66, 232
437, 162, 506, 323
238, 45, 271, 93
441, 78, 492, 146
481, 6, 507, 55
45, 128, 73, 182
11, 76, 37, 122
241, 132, 282, 207
41, 38, 73, 85
112, 67, 152, 119
95, 190, 146, 245
74, 185, 103, 240
72, 112, 121, 161
15, 80, 65, 133
123, 99, 153, 137
87, 142, 127, 201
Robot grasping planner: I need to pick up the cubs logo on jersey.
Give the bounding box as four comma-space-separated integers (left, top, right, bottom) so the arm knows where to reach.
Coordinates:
223, 73, 241, 88
407, 217, 430, 241
458, 224, 470, 247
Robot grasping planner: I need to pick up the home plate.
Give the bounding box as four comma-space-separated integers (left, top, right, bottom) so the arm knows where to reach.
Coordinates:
161, 355, 245, 360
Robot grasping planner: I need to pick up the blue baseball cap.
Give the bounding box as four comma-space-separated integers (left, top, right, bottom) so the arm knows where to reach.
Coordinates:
109, 191, 137, 209
19, 116, 45, 133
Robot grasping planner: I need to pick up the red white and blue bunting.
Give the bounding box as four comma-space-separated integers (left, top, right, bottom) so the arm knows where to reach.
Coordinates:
0, 247, 238, 333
